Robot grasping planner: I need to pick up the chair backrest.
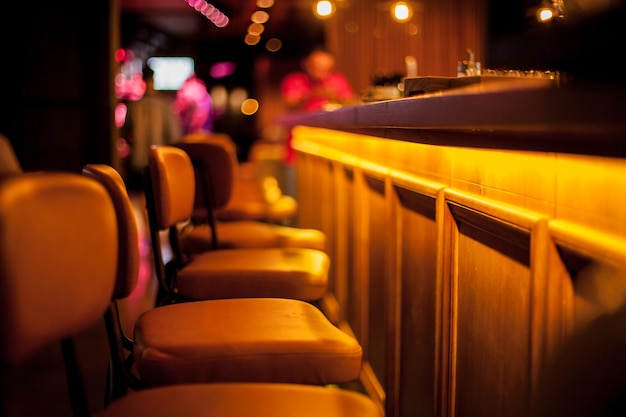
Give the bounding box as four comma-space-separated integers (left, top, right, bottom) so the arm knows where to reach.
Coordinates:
82, 164, 149, 401
0, 172, 117, 366
181, 131, 238, 158
82, 164, 140, 299
145, 145, 198, 299
174, 139, 237, 211
146, 145, 196, 230
0, 134, 23, 174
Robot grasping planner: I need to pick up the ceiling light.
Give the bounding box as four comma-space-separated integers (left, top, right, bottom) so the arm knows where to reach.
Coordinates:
183, 0, 230, 27
391, 2, 412, 22
536, 0, 565, 23
313, 1, 336, 19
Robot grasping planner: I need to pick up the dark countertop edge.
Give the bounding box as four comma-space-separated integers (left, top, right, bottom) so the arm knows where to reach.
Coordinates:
276, 80, 626, 158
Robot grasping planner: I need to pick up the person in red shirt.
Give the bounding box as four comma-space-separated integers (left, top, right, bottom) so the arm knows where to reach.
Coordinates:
281, 47, 357, 113
280, 48, 358, 169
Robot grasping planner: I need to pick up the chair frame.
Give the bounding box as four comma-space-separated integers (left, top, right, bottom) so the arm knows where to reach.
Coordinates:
83, 165, 150, 402
174, 142, 232, 251
0, 170, 380, 417
142, 165, 187, 304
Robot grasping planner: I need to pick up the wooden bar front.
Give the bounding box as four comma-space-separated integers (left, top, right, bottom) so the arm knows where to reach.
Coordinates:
280, 79, 626, 417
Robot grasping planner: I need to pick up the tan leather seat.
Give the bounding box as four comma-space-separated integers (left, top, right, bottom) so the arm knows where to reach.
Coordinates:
0, 170, 382, 417
96, 384, 382, 417
144, 145, 330, 303
133, 297, 362, 386
175, 132, 325, 254
180, 131, 298, 223
83, 164, 362, 392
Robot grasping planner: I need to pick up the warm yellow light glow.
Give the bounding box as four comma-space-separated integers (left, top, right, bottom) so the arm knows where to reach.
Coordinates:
405, 22, 419, 35
391, 1, 412, 22
241, 98, 259, 116
229, 87, 248, 113
537, 7, 554, 22
314, 0, 336, 18
256, 0, 274, 8
345, 21, 359, 33
248, 22, 265, 35
262, 176, 282, 203
251, 10, 269, 23
244, 33, 261, 45
265, 38, 282, 52
209, 85, 228, 114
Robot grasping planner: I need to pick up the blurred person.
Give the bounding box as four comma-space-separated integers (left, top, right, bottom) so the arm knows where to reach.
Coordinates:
281, 47, 358, 113
281, 47, 358, 164
120, 65, 183, 264
173, 73, 215, 135
279, 47, 358, 198
120, 66, 182, 190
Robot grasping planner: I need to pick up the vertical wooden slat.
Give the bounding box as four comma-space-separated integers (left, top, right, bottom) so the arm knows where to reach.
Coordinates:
328, 0, 487, 94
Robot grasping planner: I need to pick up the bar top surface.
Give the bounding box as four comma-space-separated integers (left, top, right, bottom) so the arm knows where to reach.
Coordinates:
277, 78, 626, 157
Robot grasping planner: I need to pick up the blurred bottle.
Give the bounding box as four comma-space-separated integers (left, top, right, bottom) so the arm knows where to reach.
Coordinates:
457, 49, 481, 77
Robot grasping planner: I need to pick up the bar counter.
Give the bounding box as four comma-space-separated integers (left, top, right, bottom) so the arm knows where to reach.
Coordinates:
279, 79, 626, 417
279, 78, 626, 156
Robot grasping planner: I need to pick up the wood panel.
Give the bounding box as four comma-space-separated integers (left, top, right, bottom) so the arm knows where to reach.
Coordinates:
531, 222, 626, 416
392, 173, 442, 417
326, 0, 487, 94
291, 122, 626, 417
362, 170, 389, 390
442, 197, 540, 417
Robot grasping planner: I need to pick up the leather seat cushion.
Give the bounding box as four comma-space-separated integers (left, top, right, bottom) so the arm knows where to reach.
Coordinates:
133, 298, 363, 386
181, 221, 326, 254
176, 248, 329, 301
213, 193, 297, 221
95, 383, 382, 417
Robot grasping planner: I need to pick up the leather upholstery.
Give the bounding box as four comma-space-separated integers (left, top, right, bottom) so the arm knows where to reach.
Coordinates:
147, 145, 196, 230
0, 169, 379, 417
214, 192, 298, 221
147, 145, 330, 302
85, 162, 361, 387
0, 172, 117, 365
174, 134, 325, 253
133, 298, 363, 386
178, 131, 297, 222
175, 247, 328, 300
83, 164, 140, 299
181, 220, 326, 252
95, 383, 382, 417
174, 136, 237, 210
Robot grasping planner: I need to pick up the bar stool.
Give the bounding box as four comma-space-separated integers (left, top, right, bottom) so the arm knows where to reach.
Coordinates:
180, 131, 299, 224
82, 164, 362, 395
173, 138, 325, 256
143, 145, 330, 304
0, 171, 382, 417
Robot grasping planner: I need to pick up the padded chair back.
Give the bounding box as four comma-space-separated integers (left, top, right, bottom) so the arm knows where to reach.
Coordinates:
82, 164, 140, 299
175, 139, 237, 211
181, 131, 238, 157
0, 134, 22, 174
0, 172, 117, 366
147, 145, 196, 230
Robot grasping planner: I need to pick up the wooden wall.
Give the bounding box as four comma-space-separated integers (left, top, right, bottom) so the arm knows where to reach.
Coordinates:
326, 0, 487, 94
2, 2, 119, 173
291, 126, 626, 417
256, 0, 486, 141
